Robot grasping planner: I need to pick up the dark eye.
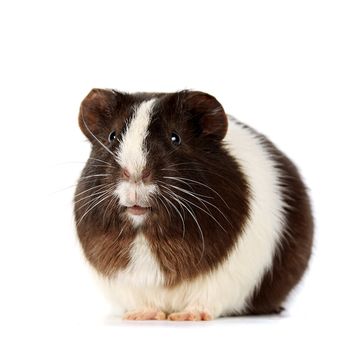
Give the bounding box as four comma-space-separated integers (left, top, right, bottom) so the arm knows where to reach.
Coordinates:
171, 132, 181, 145
108, 131, 117, 143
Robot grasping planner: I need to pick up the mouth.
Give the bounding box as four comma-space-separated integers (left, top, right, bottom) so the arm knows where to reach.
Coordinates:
126, 205, 151, 216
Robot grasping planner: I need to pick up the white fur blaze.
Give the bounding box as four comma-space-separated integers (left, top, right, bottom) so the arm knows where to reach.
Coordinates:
114, 99, 158, 227
116, 99, 155, 175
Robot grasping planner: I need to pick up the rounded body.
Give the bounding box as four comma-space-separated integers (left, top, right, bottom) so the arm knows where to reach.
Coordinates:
75, 89, 313, 320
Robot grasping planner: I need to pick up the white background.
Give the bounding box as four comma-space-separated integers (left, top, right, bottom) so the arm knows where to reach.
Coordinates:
0, 0, 349, 349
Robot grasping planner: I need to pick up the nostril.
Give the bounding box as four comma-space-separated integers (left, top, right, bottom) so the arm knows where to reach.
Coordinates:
142, 169, 151, 180
122, 168, 131, 179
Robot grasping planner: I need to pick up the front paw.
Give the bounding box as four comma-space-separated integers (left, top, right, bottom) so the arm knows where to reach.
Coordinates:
168, 310, 213, 321
123, 309, 166, 321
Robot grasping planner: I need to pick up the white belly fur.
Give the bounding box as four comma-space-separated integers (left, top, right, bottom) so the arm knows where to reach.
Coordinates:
98, 119, 286, 318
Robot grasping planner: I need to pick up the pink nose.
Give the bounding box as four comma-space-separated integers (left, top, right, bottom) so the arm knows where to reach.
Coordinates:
141, 169, 151, 180
122, 168, 131, 179
122, 168, 151, 182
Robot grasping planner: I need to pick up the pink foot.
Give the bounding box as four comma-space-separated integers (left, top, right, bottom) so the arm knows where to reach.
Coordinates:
123, 309, 166, 321
168, 310, 213, 321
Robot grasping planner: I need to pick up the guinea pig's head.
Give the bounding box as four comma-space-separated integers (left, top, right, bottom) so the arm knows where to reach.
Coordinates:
75, 88, 238, 234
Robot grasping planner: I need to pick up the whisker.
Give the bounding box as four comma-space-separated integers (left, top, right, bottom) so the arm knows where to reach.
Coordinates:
102, 193, 119, 225
53, 161, 88, 166
74, 185, 115, 205
51, 181, 107, 196
161, 186, 205, 262
162, 181, 231, 226
163, 176, 230, 208
88, 157, 117, 166
75, 185, 115, 212
53, 159, 117, 167
160, 192, 186, 239
159, 180, 211, 211
161, 184, 227, 233
156, 194, 171, 218
87, 159, 120, 171
81, 116, 119, 160
79, 164, 119, 171
160, 162, 199, 170
76, 190, 115, 226
157, 223, 164, 236
161, 177, 213, 199
162, 167, 230, 184
114, 222, 127, 241
160, 161, 207, 171
75, 183, 109, 197
50, 183, 79, 195
78, 174, 111, 180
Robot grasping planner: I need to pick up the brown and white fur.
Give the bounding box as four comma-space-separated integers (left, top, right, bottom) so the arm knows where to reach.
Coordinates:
74, 89, 313, 321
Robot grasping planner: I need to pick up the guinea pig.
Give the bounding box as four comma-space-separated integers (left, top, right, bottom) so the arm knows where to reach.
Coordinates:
74, 89, 313, 321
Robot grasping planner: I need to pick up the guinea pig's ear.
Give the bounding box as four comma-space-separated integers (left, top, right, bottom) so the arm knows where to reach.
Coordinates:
78, 88, 118, 141
183, 91, 228, 140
